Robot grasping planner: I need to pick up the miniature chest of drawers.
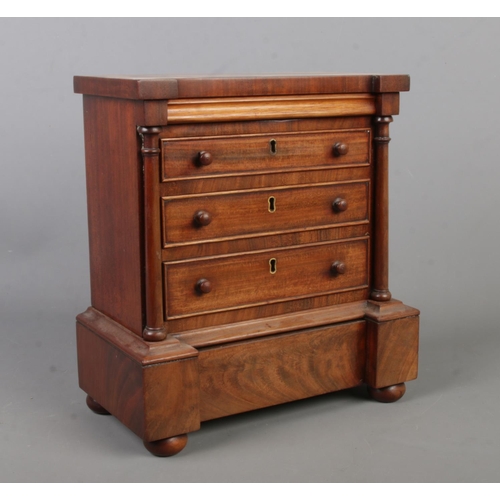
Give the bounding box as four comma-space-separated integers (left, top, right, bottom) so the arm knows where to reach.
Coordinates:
74, 74, 419, 456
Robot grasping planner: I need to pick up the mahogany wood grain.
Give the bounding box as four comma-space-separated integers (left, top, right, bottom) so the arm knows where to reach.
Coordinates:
173, 300, 367, 348
77, 316, 200, 442
162, 181, 369, 246
199, 321, 366, 421
138, 126, 166, 341
77, 320, 146, 438
375, 93, 400, 116
74, 74, 410, 100
166, 94, 376, 123
161, 165, 371, 197
366, 315, 419, 389
81, 96, 145, 335
371, 75, 410, 94
365, 299, 420, 322
77, 307, 197, 365
161, 223, 370, 262
144, 104, 378, 128
75, 74, 417, 456
165, 289, 369, 334
370, 116, 393, 301
161, 116, 373, 139
161, 129, 370, 181
165, 238, 369, 318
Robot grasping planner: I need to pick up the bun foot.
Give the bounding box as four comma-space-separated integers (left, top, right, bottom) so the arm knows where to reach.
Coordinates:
144, 434, 188, 457
368, 383, 406, 403
86, 395, 111, 415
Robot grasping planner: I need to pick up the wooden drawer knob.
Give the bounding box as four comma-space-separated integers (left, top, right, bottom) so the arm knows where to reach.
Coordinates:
332, 198, 348, 213
193, 210, 212, 227
195, 278, 212, 294
333, 142, 349, 156
331, 261, 346, 276
197, 151, 213, 166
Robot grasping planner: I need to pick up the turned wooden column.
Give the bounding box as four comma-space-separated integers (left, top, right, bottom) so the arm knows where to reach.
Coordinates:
138, 126, 167, 341
370, 115, 393, 301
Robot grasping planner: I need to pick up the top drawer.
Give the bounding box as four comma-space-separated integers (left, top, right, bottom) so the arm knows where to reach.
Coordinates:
161, 129, 371, 181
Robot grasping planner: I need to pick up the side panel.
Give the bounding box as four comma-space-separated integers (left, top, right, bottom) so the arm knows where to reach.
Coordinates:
82, 96, 145, 335
143, 359, 200, 442
366, 315, 419, 388
76, 319, 201, 441
77, 320, 145, 437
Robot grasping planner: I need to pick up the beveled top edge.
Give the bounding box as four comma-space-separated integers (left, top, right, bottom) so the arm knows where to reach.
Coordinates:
73, 74, 410, 100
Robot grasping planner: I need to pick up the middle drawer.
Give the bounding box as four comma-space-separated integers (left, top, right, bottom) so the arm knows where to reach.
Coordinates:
162, 181, 369, 246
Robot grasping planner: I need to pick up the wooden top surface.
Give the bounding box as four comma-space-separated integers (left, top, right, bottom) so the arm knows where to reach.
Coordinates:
73, 74, 410, 100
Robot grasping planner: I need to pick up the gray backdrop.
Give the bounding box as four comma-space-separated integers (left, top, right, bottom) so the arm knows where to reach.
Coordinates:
1, 18, 499, 482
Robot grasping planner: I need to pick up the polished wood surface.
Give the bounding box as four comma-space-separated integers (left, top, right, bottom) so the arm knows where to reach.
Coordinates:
366, 315, 419, 389
166, 289, 369, 334
162, 181, 369, 245
77, 312, 200, 442
138, 126, 167, 341
172, 300, 367, 347
162, 223, 370, 262
199, 321, 366, 420
75, 73, 418, 456
144, 435, 188, 457
164, 238, 369, 318
161, 129, 370, 180
82, 96, 145, 336
162, 164, 371, 197
166, 94, 376, 123
368, 383, 406, 403
74, 74, 410, 100
370, 116, 393, 301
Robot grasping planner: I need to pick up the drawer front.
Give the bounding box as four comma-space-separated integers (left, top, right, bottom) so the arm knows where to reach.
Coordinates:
162, 181, 369, 245
199, 320, 366, 421
164, 238, 368, 318
161, 129, 370, 180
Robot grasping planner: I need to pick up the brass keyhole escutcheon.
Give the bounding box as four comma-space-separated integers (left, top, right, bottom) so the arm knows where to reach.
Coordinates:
268, 196, 276, 213
269, 258, 277, 274
269, 139, 277, 155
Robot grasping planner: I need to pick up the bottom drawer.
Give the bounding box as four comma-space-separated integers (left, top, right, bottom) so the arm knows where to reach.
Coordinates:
199, 320, 366, 421
165, 237, 369, 318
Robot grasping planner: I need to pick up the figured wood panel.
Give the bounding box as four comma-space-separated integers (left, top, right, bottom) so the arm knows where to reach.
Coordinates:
142, 359, 200, 442
77, 320, 145, 438
165, 238, 369, 318
82, 96, 145, 335
366, 315, 419, 388
77, 319, 200, 441
199, 321, 366, 420
161, 129, 370, 181
162, 181, 369, 245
